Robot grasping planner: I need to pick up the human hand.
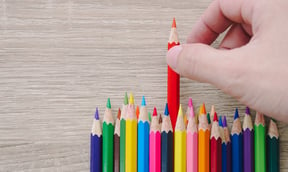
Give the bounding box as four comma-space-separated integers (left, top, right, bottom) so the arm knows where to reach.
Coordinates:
166, 0, 288, 122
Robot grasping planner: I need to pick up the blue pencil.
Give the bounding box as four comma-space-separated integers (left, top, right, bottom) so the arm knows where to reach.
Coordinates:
219, 116, 227, 172
90, 108, 102, 172
137, 96, 150, 172
231, 108, 243, 172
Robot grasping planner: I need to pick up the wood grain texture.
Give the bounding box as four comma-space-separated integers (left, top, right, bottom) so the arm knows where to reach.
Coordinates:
0, 0, 287, 171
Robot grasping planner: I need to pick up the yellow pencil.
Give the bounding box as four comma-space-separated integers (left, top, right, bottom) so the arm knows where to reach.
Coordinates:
198, 103, 210, 172
125, 93, 137, 172
174, 104, 186, 172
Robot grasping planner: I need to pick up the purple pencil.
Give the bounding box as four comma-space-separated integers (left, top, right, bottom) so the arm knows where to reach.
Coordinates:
223, 116, 231, 172
243, 107, 254, 172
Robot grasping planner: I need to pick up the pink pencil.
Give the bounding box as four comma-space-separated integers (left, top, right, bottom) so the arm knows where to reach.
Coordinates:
186, 98, 198, 172
150, 107, 161, 172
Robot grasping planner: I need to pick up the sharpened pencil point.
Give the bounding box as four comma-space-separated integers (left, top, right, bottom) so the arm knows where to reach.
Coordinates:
234, 108, 239, 120
136, 105, 140, 119
129, 93, 134, 105
178, 104, 183, 116
95, 107, 99, 120
245, 107, 251, 115
117, 108, 121, 119
106, 98, 111, 109
213, 112, 218, 122
219, 116, 223, 127
141, 96, 146, 106
188, 98, 193, 108
190, 105, 195, 118
172, 18, 176, 28
164, 103, 169, 116
124, 92, 128, 105
202, 103, 206, 114
207, 113, 211, 124
153, 107, 157, 116
148, 112, 152, 122
223, 116, 227, 127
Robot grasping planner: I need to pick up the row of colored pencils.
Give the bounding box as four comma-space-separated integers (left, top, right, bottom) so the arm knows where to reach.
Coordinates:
90, 95, 279, 172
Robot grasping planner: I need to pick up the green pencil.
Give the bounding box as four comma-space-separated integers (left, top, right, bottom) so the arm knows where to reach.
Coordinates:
254, 112, 266, 172
267, 119, 279, 172
120, 93, 128, 172
103, 98, 115, 172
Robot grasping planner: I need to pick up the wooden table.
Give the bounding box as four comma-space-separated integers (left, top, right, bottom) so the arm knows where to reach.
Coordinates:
0, 0, 287, 171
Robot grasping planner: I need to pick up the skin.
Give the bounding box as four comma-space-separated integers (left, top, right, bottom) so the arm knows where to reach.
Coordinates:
166, 0, 288, 122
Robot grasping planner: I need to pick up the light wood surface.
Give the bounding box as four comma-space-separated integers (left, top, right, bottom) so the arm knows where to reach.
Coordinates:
0, 0, 287, 171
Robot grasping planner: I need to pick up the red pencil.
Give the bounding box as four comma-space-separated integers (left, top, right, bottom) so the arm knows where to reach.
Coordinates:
167, 18, 180, 130
210, 112, 222, 172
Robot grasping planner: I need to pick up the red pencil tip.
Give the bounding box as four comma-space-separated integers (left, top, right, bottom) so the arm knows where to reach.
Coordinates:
153, 107, 157, 116
172, 18, 176, 28
136, 105, 140, 119
213, 112, 218, 122
117, 108, 121, 119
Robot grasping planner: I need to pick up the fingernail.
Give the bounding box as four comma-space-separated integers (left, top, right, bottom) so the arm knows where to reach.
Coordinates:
166, 45, 182, 70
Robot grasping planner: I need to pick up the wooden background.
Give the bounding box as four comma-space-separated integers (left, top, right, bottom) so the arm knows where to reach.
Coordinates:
0, 0, 287, 171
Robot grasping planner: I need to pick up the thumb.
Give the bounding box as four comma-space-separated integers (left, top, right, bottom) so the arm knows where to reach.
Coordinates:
166, 44, 243, 91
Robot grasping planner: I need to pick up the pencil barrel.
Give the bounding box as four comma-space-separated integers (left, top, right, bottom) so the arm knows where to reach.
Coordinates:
120, 119, 126, 172
186, 132, 198, 172
90, 135, 102, 172
174, 131, 186, 172
254, 125, 266, 172
114, 135, 120, 172
161, 131, 173, 172
198, 129, 210, 172
267, 137, 279, 172
231, 134, 243, 172
126, 120, 137, 172
149, 131, 161, 172
138, 121, 150, 172
103, 123, 114, 172
210, 138, 222, 172
243, 129, 254, 172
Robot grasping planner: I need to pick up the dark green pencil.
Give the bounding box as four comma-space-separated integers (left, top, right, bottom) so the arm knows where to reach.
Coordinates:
267, 119, 279, 172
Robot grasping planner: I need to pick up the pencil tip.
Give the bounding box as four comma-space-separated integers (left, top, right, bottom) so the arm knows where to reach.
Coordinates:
153, 107, 157, 116
164, 103, 169, 116
117, 108, 121, 119
141, 96, 146, 106
219, 116, 223, 126
178, 104, 183, 116
245, 107, 251, 115
172, 18, 176, 28
213, 112, 218, 122
202, 103, 206, 115
190, 105, 195, 118
188, 98, 193, 108
223, 116, 227, 127
124, 92, 128, 105
136, 105, 140, 118
129, 93, 134, 105
148, 112, 152, 122
106, 98, 111, 109
95, 107, 99, 120
234, 108, 239, 120
207, 113, 211, 124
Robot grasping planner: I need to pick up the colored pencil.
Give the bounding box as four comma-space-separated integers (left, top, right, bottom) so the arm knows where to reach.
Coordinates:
103, 98, 115, 172
218, 116, 226, 172
254, 112, 266, 172
125, 93, 137, 172
138, 96, 150, 172
210, 112, 222, 172
231, 108, 243, 172
223, 116, 231, 172
174, 104, 186, 172
243, 107, 254, 172
267, 119, 279, 172
136, 105, 140, 120
185, 98, 193, 127
198, 103, 210, 172
120, 93, 128, 172
167, 18, 180, 130
159, 113, 163, 124
161, 103, 173, 172
186, 99, 198, 172
114, 108, 121, 172
90, 108, 102, 172
210, 105, 215, 125
207, 112, 211, 130
150, 107, 161, 172
148, 112, 152, 123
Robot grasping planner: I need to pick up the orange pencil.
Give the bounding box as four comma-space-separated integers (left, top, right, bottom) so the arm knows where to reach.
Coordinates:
198, 103, 210, 172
